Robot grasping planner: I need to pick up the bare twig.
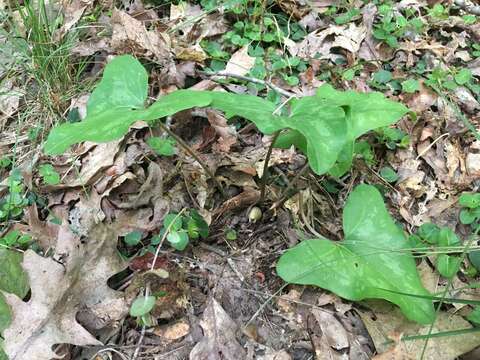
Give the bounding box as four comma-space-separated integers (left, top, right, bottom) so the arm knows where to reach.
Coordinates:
270, 163, 310, 211
131, 324, 146, 360
156, 121, 226, 198
205, 71, 296, 98
455, 0, 480, 15
259, 131, 281, 204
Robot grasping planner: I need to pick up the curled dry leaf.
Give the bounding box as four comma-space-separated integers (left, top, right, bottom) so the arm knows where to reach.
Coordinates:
3, 224, 128, 360
358, 302, 480, 360
45, 140, 122, 190
189, 297, 246, 360
297, 24, 367, 59
111, 9, 172, 63
206, 109, 238, 153
54, 0, 93, 41
225, 46, 256, 77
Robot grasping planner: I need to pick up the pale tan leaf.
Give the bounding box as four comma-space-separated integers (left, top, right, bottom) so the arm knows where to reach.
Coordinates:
111, 9, 171, 62
225, 46, 255, 76
3, 224, 128, 360
189, 298, 246, 360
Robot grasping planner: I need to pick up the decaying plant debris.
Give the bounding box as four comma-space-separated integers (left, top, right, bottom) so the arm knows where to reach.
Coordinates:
1, 1, 480, 359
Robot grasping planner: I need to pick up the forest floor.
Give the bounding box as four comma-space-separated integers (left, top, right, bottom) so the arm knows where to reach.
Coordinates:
2, 0, 480, 359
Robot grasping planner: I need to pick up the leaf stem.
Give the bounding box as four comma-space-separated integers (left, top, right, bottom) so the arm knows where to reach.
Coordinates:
259, 131, 281, 205
269, 163, 310, 211
205, 71, 296, 98
155, 121, 226, 198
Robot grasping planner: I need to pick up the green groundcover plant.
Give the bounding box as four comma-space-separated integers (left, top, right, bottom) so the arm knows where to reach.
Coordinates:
39, 55, 437, 324
277, 184, 436, 325
44, 55, 408, 178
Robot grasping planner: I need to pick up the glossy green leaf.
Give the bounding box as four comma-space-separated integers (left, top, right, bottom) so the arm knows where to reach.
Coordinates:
167, 231, 189, 251
274, 129, 307, 153
0, 249, 29, 298
0, 294, 11, 333
147, 137, 176, 156
44, 56, 407, 177
130, 295, 156, 317
436, 254, 461, 278
276, 184, 435, 324
315, 84, 409, 140
459, 193, 480, 209
315, 85, 409, 176
0, 344, 7, 360
0, 249, 29, 334
87, 55, 148, 115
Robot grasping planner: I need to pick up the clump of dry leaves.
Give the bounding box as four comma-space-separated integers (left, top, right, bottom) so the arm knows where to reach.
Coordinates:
2, 0, 480, 359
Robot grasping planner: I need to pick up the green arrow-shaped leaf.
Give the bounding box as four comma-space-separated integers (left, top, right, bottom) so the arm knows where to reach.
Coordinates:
276, 184, 435, 324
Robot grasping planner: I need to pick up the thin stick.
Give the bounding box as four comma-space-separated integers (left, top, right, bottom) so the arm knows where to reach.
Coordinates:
415, 133, 449, 160
270, 163, 310, 211
205, 71, 296, 98
156, 121, 226, 198
259, 131, 281, 204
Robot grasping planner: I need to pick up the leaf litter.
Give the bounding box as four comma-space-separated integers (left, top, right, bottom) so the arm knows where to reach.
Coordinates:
2, 0, 480, 359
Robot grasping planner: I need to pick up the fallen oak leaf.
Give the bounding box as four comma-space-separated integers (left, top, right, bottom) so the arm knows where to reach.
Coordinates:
2, 224, 128, 360
189, 297, 246, 360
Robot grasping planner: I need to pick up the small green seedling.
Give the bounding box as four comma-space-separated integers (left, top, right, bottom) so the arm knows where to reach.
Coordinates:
428, 4, 449, 20
124, 231, 143, 247
0, 230, 32, 249
375, 127, 410, 150
38, 164, 60, 185
160, 210, 209, 251
225, 228, 237, 241
147, 136, 176, 156
379, 166, 398, 183
411, 223, 462, 278
373, 4, 424, 48
0, 157, 11, 169
335, 8, 360, 25
401, 79, 420, 93
129, 295, 156, 326
459, 193, 480, 229
0, 170, 29, 222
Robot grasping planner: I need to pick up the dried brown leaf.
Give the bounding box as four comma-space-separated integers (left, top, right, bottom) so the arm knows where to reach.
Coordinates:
3, 224, 127, 360
111, 9, 171, 63
189, 298, 246, 360
225, 46, 256, 76
358, 302, 480, 359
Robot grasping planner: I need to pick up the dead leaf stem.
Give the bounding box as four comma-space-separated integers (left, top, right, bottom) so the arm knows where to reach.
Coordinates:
259, 130, 281, 205
156, 121, 226, 198
206, 71, 296, 98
